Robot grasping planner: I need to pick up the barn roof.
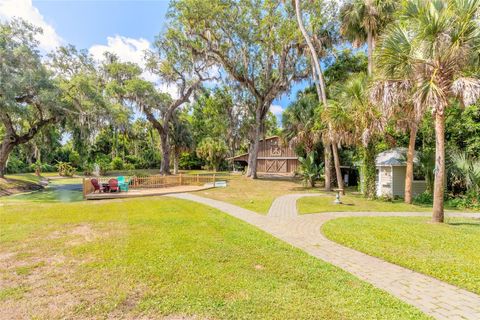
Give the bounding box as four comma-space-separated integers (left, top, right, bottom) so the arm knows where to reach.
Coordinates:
376, 147, 420, 166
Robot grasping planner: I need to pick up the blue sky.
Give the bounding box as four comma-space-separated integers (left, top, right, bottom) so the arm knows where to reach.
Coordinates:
1, 0, 309, 122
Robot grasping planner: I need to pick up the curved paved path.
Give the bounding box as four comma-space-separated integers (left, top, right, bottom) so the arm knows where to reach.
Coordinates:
169, 193, 480, 320
267, 193, 320, 218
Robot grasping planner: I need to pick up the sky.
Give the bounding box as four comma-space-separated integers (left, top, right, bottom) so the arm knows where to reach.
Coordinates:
0, 0, 309, 122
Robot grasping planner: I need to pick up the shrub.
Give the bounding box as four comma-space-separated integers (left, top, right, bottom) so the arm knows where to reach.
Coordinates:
299, 151, 323, 188
6, 156, 28, 173
413, 192, 433, 205
83, 163, 94, 176
124, 163, 135, 171
111, 157, 124, 170
57, 162, 76, 177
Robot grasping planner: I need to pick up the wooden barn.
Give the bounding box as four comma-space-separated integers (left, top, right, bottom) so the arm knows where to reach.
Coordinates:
230, 136, 300, 175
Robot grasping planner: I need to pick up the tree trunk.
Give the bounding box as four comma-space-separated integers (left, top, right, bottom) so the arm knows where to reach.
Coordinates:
0, 140, 15, 178
367, 30, 374, 76
331, 141, 345, 194
324, 142, 332, 191
173, 151, 179, 175
405, 125, 418, 204
160, 131, 171, 175
432, 112, 445, 223
362, 143, 377, 199
246, 108, 263, 179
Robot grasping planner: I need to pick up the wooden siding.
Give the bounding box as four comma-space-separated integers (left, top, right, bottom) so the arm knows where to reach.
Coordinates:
232, 137, 300, 174
258, 137, 297, 158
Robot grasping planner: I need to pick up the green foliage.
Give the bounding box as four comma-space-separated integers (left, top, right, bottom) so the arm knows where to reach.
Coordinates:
56, 162, 76, 177
449, 151, 480, 194
299, 152, 323, 188
196, 138, 228, 172
413, 192, 434, 205
179, 152, 202, 170
110, 157, 125, 170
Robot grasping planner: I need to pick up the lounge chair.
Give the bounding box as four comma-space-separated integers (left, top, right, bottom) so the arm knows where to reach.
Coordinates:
117, 176, 130, 192
91, 179, 104, 193
108, 179, 120, 192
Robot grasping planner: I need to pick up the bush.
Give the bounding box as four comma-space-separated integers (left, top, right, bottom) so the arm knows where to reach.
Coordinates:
446, 191, 480, 210
298, 151, 323, 188
57, 162, 76, 177
111, 157, 124, 170
413, 192, 433, 205
6, 156, 28, 173
83, 163, 94, 176
124, 163, 135, 171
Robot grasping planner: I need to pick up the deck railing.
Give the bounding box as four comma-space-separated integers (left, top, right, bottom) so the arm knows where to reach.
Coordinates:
82, 174, 216, 199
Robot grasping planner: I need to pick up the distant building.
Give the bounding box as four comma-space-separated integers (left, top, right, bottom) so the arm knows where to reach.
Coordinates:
376, 148, 426, 197
229, 136, 300, 175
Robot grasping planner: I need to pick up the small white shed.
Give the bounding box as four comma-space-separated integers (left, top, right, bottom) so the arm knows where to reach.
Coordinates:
376, 148, 426, 198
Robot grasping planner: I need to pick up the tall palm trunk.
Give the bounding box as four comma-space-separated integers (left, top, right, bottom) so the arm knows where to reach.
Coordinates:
332, 142, 345, 194
404, 125, 417, 204
432, 112, 445, 223
367, 30, 374, 76
294, 0, 341, 191
324, 142, 332, 191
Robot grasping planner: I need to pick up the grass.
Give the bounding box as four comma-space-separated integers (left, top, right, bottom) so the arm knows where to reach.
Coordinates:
0, 197, 429, 319
298, 194, 435, 214
323, 216, 480, 295
196, 176, 320, 214
0, 173, 44, 190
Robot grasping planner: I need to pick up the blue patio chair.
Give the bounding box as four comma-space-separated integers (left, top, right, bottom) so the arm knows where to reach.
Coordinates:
117, 176, 130, 192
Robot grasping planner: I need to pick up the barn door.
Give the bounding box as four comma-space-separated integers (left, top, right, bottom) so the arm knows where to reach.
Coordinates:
266, 160, 276, 172
277, 160, 287, 173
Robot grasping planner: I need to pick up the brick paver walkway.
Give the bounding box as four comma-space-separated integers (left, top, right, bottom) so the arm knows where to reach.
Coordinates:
267, 193, 320, 218
170, 193, 480, 319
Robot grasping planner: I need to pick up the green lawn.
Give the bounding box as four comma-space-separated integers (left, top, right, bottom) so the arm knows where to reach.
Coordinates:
0, 197, 428, 319
196, 176, 320, 214
0, 173, 44, 191
298, 194, 434, 214
322, 216, 480, 295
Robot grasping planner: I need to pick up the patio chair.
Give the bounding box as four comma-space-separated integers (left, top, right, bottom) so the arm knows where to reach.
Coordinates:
117, 176, 130, 192
90, 179, 104, 193
108, 179, 120, 192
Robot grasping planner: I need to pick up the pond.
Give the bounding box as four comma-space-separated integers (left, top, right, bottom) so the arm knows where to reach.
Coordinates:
3, 178, 84, 203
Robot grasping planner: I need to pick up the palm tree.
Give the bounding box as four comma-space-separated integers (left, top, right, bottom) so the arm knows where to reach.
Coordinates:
332, 73, 382, 198
294, 0, 343, 192
371, 80, 427, 204
340, 0, 397, 75
375, 0, 480, 222
282, 90, 321, 153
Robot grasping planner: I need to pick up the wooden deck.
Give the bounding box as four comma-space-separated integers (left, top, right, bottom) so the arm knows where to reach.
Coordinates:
85, 185, 212, 200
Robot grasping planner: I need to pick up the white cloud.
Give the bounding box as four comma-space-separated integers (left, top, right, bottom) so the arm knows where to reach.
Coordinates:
89, 35, 179, 99
270, 104, 284, 116
0, 0, 63, 51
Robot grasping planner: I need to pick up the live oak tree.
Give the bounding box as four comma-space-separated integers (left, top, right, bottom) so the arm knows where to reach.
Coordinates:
170, 0, 308, 178
0, 20, 61, 177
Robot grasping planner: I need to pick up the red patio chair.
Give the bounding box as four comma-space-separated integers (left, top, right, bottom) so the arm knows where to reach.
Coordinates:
108, 179, 120, 192
91, 179, 104, 193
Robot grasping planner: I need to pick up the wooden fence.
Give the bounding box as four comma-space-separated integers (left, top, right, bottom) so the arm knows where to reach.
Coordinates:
82, 174, 216, 199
